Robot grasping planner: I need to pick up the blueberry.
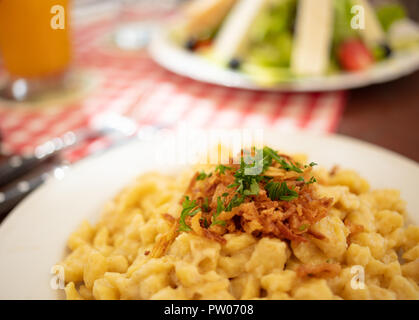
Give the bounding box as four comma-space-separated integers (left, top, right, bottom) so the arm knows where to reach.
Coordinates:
380, 43, 392, 58
228, 58, 241, 70
185, 38, 197, 51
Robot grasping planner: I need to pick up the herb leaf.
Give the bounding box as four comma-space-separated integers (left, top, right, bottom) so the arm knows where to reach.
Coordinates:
243, 179, 260, 196
265, 181, 299, 201
263, 147, 303, 173
225, 194, 245, 212
202, 197, 210, 212
211, 197, 226, 227
196, 171, 209, 181
298, 224, 309, 231
201, 217, 210, 228
179, 196, 201, 232
215, 164, 232, 175
306, 176, 317, 185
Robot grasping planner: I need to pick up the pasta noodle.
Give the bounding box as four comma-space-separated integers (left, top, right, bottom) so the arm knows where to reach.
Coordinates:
60, 151, 419, 300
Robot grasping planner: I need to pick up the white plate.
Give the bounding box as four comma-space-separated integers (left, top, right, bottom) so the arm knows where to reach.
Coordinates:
0, 131, 418, 299
149, 27, 419, 92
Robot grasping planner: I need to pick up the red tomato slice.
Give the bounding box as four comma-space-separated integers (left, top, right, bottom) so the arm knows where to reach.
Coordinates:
195, 39, 213, 51
338, 39, 374, 71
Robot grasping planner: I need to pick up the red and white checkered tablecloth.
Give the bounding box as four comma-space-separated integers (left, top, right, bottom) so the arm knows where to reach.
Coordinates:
0, 13, 346, 161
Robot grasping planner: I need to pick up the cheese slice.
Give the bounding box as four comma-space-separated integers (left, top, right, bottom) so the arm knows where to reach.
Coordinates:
352, 0, 386, 46
182, 0, 237, 38
212, 0, 272, 62
388, 19, 419, 50
291, 0, 334, 76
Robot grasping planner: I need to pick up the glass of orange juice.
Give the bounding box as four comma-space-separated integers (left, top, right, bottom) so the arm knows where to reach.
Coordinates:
0, 0, 72, 101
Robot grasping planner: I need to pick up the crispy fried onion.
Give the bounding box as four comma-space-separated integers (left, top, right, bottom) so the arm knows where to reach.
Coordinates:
150, 218, 179, 258
297, 262, 341, 279
344, 218, 364, 245
179, 155, 333, 244
344, 219, 364, 235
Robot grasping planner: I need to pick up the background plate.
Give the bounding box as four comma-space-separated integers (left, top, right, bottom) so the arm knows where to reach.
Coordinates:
149, 27, 419, 92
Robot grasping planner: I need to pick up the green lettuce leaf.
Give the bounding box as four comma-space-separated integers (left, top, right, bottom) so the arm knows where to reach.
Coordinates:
247, 0, 297, 67
248, 32, 293, 67
332, 0, 357, 46
376, 4, 406, 32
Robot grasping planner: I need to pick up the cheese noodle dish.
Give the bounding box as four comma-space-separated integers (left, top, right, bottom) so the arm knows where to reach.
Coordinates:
60, 147, 419, 300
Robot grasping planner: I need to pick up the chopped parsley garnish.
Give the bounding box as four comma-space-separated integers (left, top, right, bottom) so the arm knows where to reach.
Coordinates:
265, 181, 299, 201
217, 153, 266, 216
263, 147, 303, 173
306, 176, 317, 185
225, 194, 245, 212
243, 178, 260, 196
211, 197, 227, 227
179, 196, 201, 232
202, 197, 210, 212
215, 164, 232, 174
298, 224, 309, 231
200, 217, 210, 228
196, 171, 209, 181
226, 158, 262, 203
224, 147, 299, 212
262, 176, 273, 182
181, 147, 319, 233
305, 162, 318, 169
296, 176, 317, 184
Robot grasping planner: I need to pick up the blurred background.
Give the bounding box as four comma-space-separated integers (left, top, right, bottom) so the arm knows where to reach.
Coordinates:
0, 0, 418, 219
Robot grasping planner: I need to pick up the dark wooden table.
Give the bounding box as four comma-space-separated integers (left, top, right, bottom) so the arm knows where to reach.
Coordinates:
338, 69, 419, 162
